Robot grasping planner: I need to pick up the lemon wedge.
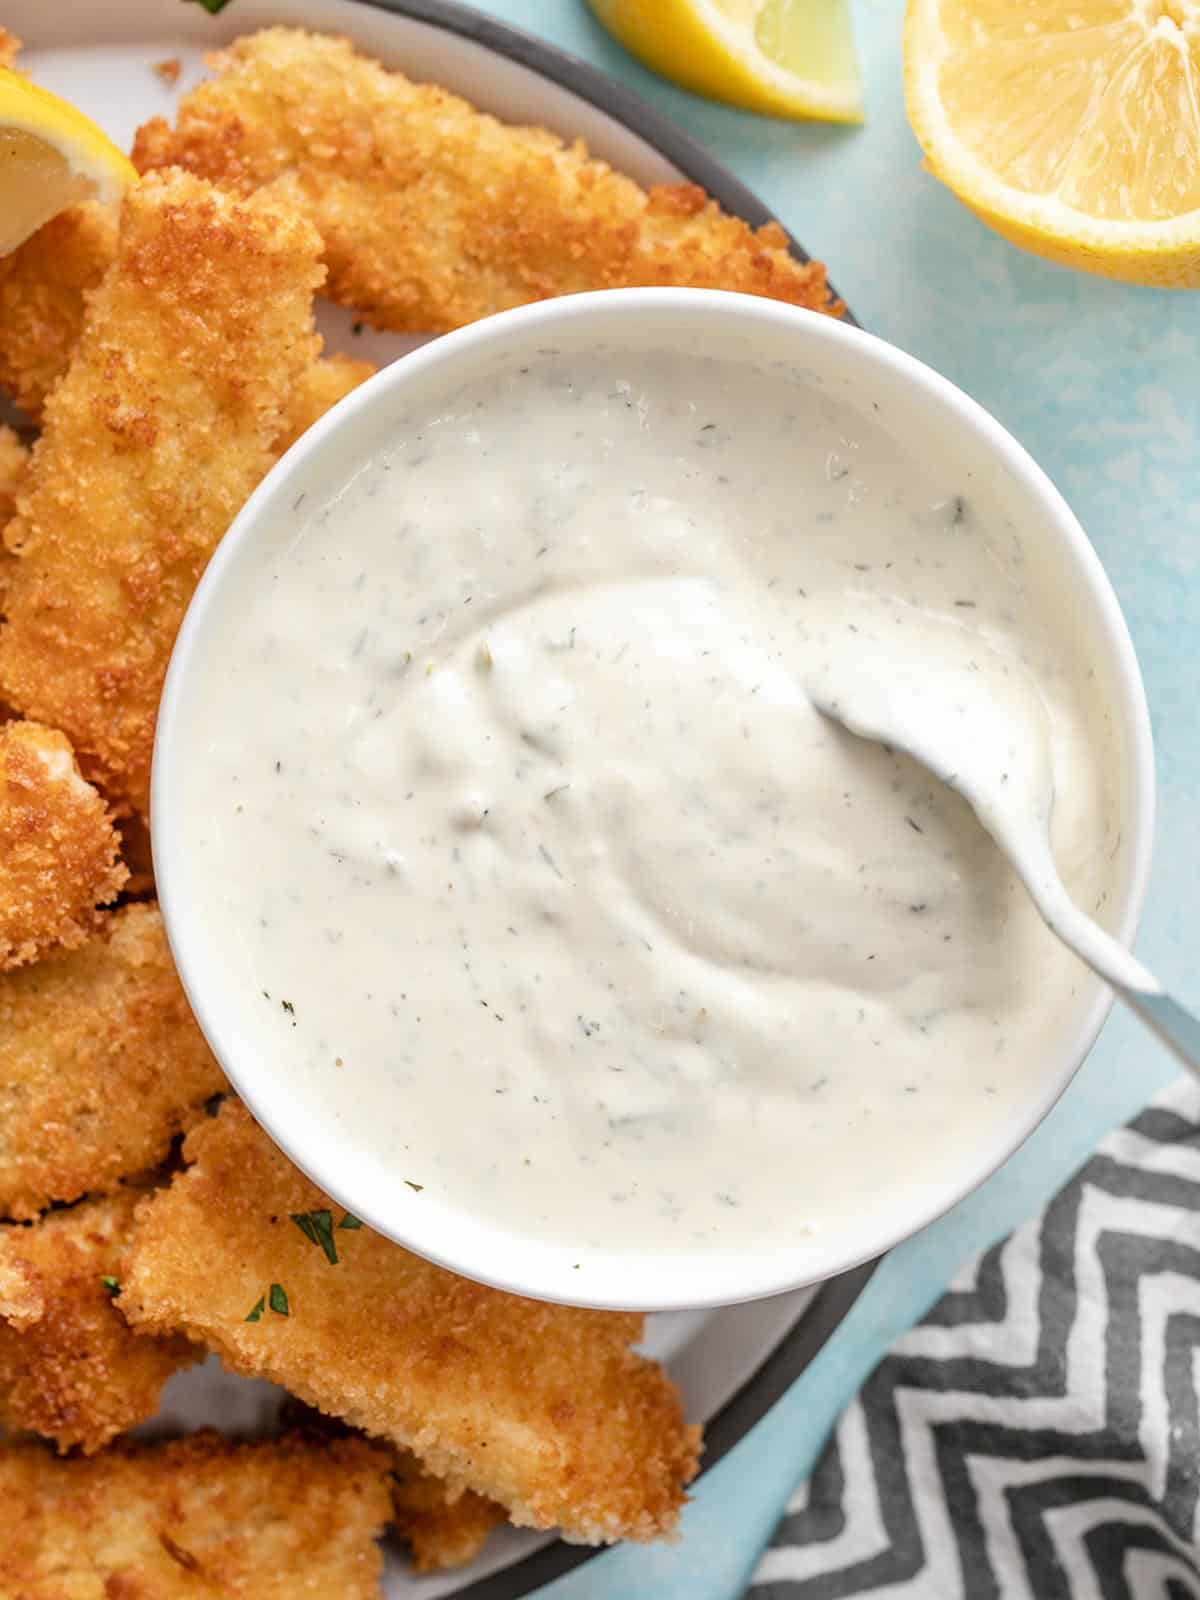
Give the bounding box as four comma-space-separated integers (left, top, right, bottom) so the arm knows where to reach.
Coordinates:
587, 0, 863, 124
904, 0, 1200, 287
0, 68, 137, 255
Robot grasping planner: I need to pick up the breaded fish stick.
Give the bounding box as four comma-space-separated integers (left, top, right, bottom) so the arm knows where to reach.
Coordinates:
0, 170, 324, 815
391, 1450, 506, 1572
133, 27, 839, 333
0, 903, 225, 1221
0, 206, 370, 443
0, 203, 115, 422
0, 1186, 195, 1452
0, 720, 127, 969
277, 348, 376, 453
121, 1100, 702, 1543
0, 423, 27, 526
0, 426, 27, 612
0, 1430, 393, 1596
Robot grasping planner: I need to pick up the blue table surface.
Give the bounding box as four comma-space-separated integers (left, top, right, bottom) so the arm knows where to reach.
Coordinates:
467, 5, 1199, 1596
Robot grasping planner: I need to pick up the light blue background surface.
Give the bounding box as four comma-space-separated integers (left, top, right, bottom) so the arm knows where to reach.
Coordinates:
467, 5, 1199, 1596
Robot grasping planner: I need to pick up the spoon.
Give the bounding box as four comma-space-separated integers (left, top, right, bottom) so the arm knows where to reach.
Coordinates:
804, 599, 1200, 1074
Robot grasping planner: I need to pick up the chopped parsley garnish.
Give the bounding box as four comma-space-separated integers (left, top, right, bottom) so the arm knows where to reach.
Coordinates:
404, 1179, 424, 1192
338, 1213, 363, 1230
291, 1208, 339, 1264
281, 999, 295, 1015
352, 320, 365, 335
100, 1275, 121, 1297
268, 1283, 290, 1316
184, 0, 234, 12
244, 1295, 266, 1323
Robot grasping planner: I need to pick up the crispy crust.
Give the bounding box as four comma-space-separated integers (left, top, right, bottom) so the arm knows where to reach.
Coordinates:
0, 902, 225, 1220
0, 720, 127, 968
0, 1186, 196, 1452
0, 1429, 393, 1595
0, 207, 369, 456
276, 348, 376, 454
0, 170, 325, 814
0, 202, 116, 422
121, 1100, 702, 1543
0, 425, 28, 621
132, 27, 840, 332
0, 424, 27, 527
391, 1449, 506, 1573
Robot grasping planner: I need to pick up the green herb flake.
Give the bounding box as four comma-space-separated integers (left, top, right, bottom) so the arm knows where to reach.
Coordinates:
290, 1212, 317, 1246
404, 1179, 424, 1193
244, 1295, 266, 1323
338, 1213, 363, 1230
281, 999, 295, 1015
100, 1274, 121, 1297
352, 320, 365, 335
268, 1283, 289, 1316
291, 1209, 339, 1264
184, 0, 235, 12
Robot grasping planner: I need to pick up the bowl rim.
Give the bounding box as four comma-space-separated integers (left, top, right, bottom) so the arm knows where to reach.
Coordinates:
153, 286, 1156, 1312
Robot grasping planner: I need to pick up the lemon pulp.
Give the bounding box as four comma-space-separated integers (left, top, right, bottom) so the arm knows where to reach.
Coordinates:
905, 0, 1200, 285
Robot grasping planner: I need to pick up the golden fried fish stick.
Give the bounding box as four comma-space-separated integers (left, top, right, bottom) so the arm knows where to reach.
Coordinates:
0, 425, 27, 613
277, 348, 376, 454
0, 902, 225, 1221
133, 27, 839, 333
0, 424, 26, 526
0, 720, 127, 969
0, 1430, 393, 1596
0, 1186, 195, 1452
391, 1450, 506, 1572
0, 170, 324, 815
0, 202, 116, 422
121, 1100, 702, 1544
0, 207, 368, 448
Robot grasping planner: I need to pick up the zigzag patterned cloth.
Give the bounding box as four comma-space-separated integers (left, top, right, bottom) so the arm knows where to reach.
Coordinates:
752, 1077, 1200, 1598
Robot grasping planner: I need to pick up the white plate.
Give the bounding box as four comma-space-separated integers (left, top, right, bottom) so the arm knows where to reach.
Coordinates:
5, 2, 868, 1592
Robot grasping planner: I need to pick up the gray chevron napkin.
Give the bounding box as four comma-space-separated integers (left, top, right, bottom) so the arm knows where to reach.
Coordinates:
751, 1076, 1200, 1598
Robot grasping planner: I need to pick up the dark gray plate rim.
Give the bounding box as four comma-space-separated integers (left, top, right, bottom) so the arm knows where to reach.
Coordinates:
328, 2, 865, 1593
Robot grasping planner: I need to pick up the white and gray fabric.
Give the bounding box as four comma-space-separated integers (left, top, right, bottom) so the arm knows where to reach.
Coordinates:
752, 1077, 1200, 1598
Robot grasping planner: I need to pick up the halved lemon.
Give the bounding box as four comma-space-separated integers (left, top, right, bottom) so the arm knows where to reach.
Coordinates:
0, 68, 137, 255
586, 0, 863, 124
904, 0, 1200, 287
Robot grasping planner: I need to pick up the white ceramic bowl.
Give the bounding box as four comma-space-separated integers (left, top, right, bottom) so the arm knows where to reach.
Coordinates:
154, 289, 1154, 1312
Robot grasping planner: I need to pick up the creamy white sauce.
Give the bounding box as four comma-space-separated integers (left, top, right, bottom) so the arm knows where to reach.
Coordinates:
805, 599, 1158, 999
175, 349, 1119, 1258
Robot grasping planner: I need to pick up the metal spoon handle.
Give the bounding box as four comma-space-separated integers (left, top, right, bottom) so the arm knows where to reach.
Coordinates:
1009, 842, 1200, 1078
1117, 991, 1200, 1077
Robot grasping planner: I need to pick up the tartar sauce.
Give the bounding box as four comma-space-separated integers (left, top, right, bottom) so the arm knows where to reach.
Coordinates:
174, 348, 1119, 1259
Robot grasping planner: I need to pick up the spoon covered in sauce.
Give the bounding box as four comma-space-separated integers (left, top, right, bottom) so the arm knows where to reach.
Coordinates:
806, 598, 1200, 1075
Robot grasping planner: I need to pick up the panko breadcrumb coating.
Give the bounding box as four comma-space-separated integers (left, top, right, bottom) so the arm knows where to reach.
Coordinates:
0, 720, 127, 969
0, 424, 27, 527
0, 206, 372, 456
276, 349, 377, 454
132, 27, 839, 333
0, 902, 225, 1221
121, 1100, 702, 1544
0, 1186, 195, 1453
0, 1430, 393, 1597
391, 1449, 506, 1572
0, 202, 116, 422
0, 426, 27, 615
0, 170, 325, 815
